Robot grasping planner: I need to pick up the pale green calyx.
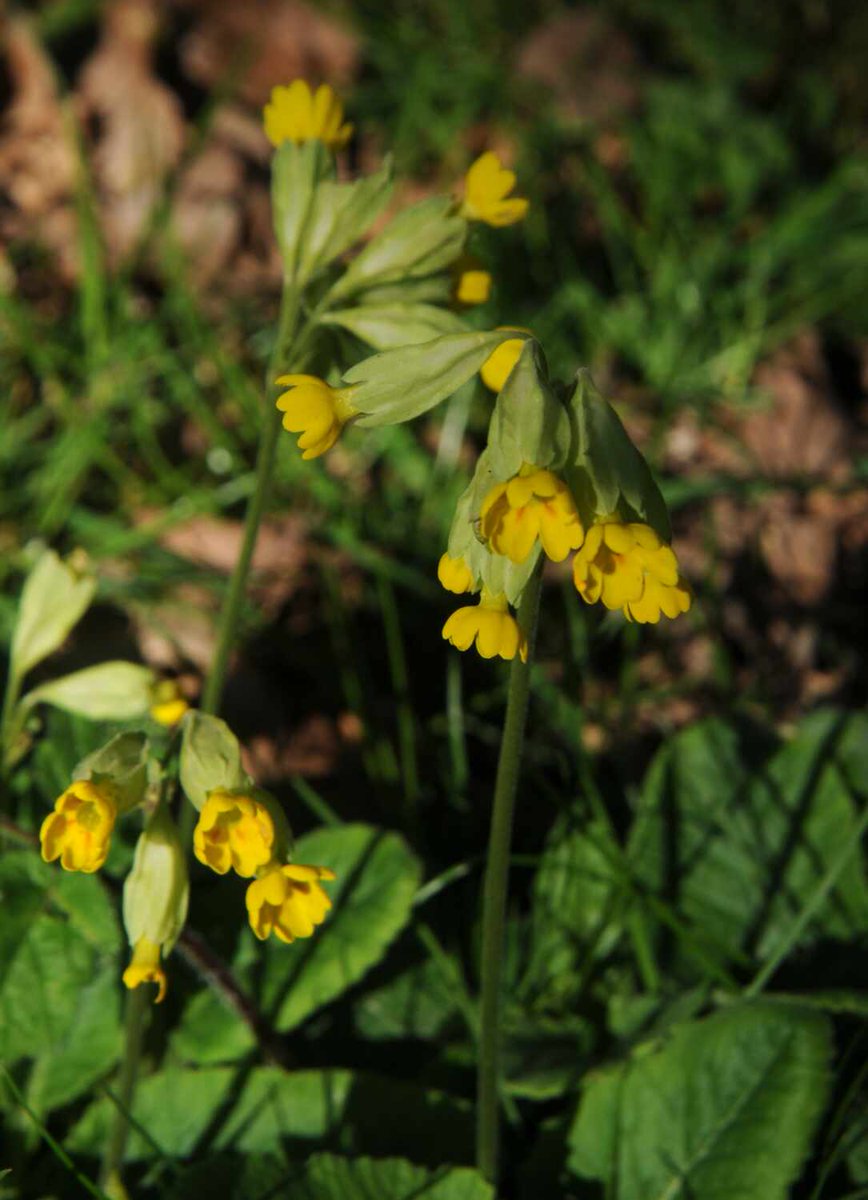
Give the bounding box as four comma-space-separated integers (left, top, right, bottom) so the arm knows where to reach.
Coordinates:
123, 804, 189, 954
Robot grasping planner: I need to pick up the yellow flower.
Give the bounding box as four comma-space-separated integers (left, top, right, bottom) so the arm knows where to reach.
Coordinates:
481, 467, 584, 564
149, 679, 189, 726
275, 374, 358, 460
460, 151, 529, 227
572, 519, 692, 623
122, 937, 167, 1004
442, 588, 527, 662
454, 267, 492, 306
437, 553, 474, 594
246, 862, 337, 943
193, 789, 276, 879
263, 80, 353, 150
39, 780, 118, 873
480, 332, 528, 392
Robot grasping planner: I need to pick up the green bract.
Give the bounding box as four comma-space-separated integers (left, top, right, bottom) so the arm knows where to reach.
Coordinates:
123, 805, 189, 954
271, 140, 332, 282
73, 730, 151, 813
9, 549, 96, 681
22, 661, 155, 721
179, 711, 247, 812
321, 303, 465, 351
295, 157, 395, 286
485, 341, 570, 478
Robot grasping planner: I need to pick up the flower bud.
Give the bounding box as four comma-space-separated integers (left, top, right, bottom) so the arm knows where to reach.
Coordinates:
122, 805, 189, 1003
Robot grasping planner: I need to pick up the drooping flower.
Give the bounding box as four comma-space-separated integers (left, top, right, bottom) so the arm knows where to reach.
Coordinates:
481, 467, 584, 564
275, 374, 358, 460
453, 266, 492, 306
122, 805, 189, 1003
122, 936, 168, 1004
246, 863, 337, 943
442, 588, 527, 662
263, 80, 353, 150
572, 519, 692, 623
193, 789, 277, 879
480, 333, 528, 392
39, 779, 118, 873
460, 151, 529, 227
149, 679, 189, 726
437, 553, 474, 594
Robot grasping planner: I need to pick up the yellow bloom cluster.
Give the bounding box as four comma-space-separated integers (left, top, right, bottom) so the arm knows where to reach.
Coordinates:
246, 863, 336, 943
40, 780, 118, 873
442, 589, 527, 662
461, 152, 529, 227
481, 468, 584, 564
263, 81, 353, 150
572, 519, 692, 624
275, 375, 358, 460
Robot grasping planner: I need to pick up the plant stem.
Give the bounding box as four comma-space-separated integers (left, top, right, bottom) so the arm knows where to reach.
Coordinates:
476, 566, 543, 1185
200, 284, 302, 717
100, 985, 148, 1194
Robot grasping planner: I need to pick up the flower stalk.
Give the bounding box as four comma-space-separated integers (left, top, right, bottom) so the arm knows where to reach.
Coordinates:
476, 563, 543, 1184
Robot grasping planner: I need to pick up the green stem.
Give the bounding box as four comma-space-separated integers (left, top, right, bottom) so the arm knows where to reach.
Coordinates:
100, 985, 149, 1194
200, 284, 302, 717
476, 566, 543, 1185
0, 668, 23, 776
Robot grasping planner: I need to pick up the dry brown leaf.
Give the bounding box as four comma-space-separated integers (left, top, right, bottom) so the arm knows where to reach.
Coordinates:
177, 0, 359, 105
76, 0, 185, 261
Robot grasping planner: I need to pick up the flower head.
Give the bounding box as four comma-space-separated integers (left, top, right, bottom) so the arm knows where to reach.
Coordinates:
442, 588, 527, 662
149, 679, 189, 726
40, 780, 118, 873
572, 519, 692, 623
276, 374, 357, 460
123, 937, 167, 1004
194, 789, 277, 878
453, 266, 492, 306
437, 553, 474, 594
263, 80, 352, 150
481, 467, 584, 564
246, 862, 336, 943
480, 334, 528, 392
460, 151, 529, 227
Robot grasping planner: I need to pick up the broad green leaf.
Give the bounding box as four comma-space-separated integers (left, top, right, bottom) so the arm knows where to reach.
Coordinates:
173, 824, 421, 1060
629, 710, 868, 968
568, 1001, 831, 1200
346, 330, 511, 427
322, 303, 465, 351
22, 661, 155, 720
354, 957, 461, 1041
10, 549, 96, 680
179, 711, 246, 811
276, 1154, 494, 1200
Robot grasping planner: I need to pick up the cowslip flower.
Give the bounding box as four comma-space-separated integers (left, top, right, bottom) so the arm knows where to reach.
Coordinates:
149, 679, 189, 726
453, 266, 492, 306
442, 588, 527, 662
122, 806, 189, 1003
481, 467, 584, 564
572, 519, 692, 623
40, 779, 118, 873
460, 151, 529, 227
276, 374, 358, 460
263, 80, 352, 150
193, 788, 277, 879
246, 862, 336, 943
437, 553, 474, 594
480, 333, 528, 392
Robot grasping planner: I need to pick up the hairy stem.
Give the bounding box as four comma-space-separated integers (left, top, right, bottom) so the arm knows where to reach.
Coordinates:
476, 566, 543, 1184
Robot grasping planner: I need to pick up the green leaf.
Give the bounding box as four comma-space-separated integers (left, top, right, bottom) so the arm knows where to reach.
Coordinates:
10, 549, 96, 680
172, 824, 421, 1060
568, 1001, 831, 1200
354, 957, 460, 1041
179, 711, 246, 812
22, 661, 155, 721
275, 1154, 494, 1200
322, 303, 465, 351
297, 157, 394, 283
346, 330, 510, 427
332, 195, 466, 300
629, 710, 868, 968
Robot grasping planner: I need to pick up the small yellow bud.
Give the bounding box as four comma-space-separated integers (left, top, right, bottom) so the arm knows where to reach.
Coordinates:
572, 519, 692, 623
193, 789, 278, 879
460, 151, 529, 227
122, 806, 189, 1004
263, 80, 352, 150
454, 267, 492, 306
481, 467, 584, 564
437, 553, 474, 594
149, 679, 189, 726
246, 862, 336, 943
480, 332, 529, 392
39, 779, 118, 873
275, 374, 358, 460
442, 588, 527, 662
